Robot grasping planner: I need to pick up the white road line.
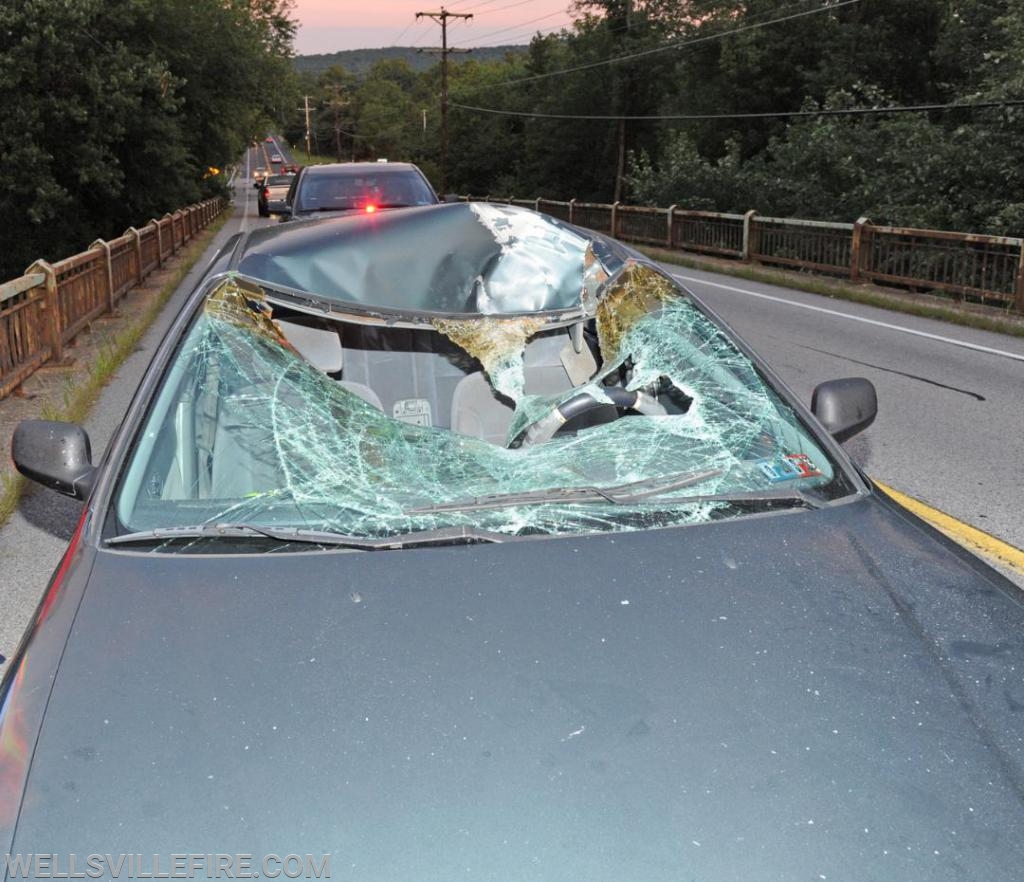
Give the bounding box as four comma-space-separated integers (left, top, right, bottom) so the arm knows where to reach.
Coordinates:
239, 186, 251, 234
672, 273, 1024, 364
236, 149, 253, 233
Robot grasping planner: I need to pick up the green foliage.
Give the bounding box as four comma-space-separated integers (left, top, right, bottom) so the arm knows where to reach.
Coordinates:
623, 1, 1024, 235
0, 0, 296, 279
5, 0, 1024, 280
294, 0, 1019, 234
629, 134, 744, 211
294, 45, 526, 78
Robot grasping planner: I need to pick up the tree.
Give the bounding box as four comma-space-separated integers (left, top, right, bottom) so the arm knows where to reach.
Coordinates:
446, 57, 529, 196
0, 0, 298, 279
0, 0, 182, 275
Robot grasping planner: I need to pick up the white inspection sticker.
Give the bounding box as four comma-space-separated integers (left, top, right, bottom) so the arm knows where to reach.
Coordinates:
393, 398, 432, 427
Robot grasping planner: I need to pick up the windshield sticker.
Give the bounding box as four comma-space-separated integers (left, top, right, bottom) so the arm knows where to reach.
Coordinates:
757, 454, 824, 482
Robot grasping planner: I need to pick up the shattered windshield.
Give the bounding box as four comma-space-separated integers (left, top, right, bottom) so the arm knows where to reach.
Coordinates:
115, 206, 853, 546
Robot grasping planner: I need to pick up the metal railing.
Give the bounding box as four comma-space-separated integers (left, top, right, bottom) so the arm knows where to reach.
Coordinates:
1, 198, 224, 400
468, 196, 1024, 314
5, 193, 1019, 401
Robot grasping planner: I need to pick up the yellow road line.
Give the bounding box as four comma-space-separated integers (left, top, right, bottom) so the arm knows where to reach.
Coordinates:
874, 480, 1024, 575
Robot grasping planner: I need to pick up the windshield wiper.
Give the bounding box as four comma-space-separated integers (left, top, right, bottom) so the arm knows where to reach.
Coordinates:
404, 468, 724, 515
681, 488, 825, 510
107, 523, 509, 550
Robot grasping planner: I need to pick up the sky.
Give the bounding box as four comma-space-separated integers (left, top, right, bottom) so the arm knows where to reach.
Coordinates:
290, 0, 577, 55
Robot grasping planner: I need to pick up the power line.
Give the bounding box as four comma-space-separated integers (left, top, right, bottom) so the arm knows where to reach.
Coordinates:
469, 23, 569, 46
455, 0, 863, 95
408, 21, 443, 48
442, 0, 491, 10
446, 0, 520, 12
463, 0, 545, 15
468, 8, 570, 43
449, 98, 1024, 122
388, 17, 422, 46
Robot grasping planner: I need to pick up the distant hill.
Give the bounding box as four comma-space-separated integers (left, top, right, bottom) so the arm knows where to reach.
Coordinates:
294, 45, 527, 77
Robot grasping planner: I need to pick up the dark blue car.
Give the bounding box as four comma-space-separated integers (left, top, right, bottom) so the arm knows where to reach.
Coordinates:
5, 202, 1023, 880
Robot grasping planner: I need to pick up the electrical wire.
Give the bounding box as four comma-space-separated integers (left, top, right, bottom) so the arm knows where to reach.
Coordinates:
469, 23, 572, 47
455, 0, 863, 94
468, 8, 571, 42
461, 0, 553, 15
388, 17, 421, 46
449, 98, 1024, 122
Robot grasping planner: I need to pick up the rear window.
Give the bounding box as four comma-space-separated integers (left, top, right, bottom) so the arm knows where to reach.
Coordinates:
296, 169, 437, 213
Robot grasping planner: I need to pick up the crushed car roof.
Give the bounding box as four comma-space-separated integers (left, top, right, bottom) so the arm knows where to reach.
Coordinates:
230, 202, 634, 317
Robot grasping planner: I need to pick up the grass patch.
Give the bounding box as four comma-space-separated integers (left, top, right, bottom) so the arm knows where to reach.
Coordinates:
0, 472, 24, 524
296, 150, 345, 166
0, 209, 231, 526
638, 245, 1024, 339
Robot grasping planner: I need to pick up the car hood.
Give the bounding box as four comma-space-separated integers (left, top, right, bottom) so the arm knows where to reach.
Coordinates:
11, 496, 1024, 879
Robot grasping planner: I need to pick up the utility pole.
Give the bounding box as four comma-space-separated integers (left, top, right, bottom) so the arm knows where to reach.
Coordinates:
613, 0, 633, 204
416, 7, 472, 193
302, 95, 313, 159
614, 118, 626, 204
327, 86, 351, 162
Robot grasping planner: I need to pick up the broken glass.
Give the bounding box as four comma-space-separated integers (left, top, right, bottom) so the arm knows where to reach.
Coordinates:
432, 315, 547, 403
116, 260, 847, 543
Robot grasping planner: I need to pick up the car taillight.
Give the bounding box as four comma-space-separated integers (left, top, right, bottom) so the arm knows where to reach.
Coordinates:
364, 204, 377, 214
262, 187, 269, 199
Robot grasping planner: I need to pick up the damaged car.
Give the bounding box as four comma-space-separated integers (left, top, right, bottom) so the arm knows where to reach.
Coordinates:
4, 202, 1024, 879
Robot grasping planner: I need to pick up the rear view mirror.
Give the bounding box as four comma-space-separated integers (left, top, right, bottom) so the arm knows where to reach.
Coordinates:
811, 377, 877, 443
11, 420, 96, 500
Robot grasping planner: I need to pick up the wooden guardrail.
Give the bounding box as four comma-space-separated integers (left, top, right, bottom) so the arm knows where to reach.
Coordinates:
472, 196, 1024, 314
0, 198, 224, 400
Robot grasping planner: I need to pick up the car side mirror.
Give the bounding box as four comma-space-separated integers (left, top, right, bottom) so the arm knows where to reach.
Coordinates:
811, 377, 877, 443
11, 420, 97, 500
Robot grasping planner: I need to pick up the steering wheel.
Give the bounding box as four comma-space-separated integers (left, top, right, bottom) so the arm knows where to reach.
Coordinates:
513, 387, 662, 447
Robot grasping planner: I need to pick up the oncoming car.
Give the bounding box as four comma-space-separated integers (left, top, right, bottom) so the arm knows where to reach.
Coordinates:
279, 161, 438, 220
4, 203, 1024, 879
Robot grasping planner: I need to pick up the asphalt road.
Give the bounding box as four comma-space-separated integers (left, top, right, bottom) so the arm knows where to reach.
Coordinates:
251, 135, 298, 176
1, 177, 1022, 668
666, 266, 1024, 552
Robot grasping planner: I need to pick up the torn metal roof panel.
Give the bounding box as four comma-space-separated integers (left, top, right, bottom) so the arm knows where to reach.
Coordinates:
233, 202, 632, 317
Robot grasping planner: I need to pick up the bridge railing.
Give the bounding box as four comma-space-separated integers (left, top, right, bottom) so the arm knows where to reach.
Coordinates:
0, 197, 224, 400
465, 195, 1024, 314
